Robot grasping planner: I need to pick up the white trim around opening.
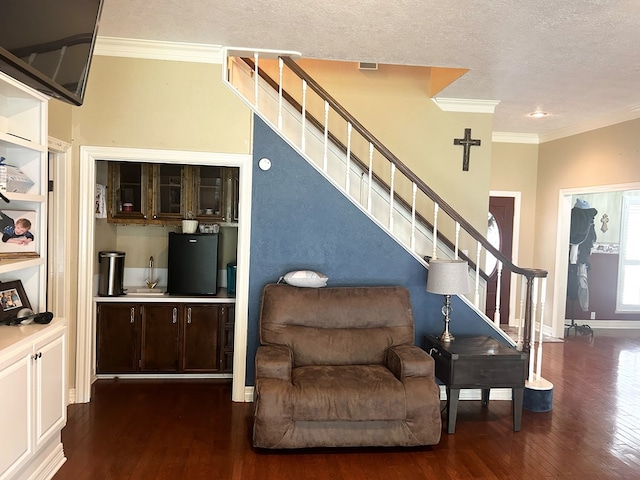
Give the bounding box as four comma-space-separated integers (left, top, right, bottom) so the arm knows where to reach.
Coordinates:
76, 146, 252, 404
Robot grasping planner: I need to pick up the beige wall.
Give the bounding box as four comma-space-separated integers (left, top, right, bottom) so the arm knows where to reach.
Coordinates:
535, 118, 640, 331
48, 99, 73, 143
490, 141, 539, 271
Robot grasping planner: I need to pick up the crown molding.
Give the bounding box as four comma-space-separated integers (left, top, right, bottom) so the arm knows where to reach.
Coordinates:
432, 97, 500, 113
94, 36, 223, 64
539, 104, 640, 143
492, 132, 539, 144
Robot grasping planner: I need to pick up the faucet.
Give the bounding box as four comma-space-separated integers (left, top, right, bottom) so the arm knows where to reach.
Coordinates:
145, 256, 158, 289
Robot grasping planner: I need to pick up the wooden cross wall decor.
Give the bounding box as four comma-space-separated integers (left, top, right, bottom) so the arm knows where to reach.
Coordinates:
453, 128, 481, 171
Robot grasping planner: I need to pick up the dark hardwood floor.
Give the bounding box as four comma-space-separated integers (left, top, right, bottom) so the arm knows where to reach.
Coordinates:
54, 330, 640, 479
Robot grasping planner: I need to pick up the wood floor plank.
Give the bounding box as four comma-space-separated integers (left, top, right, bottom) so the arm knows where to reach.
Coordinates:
54, 330, 640, 479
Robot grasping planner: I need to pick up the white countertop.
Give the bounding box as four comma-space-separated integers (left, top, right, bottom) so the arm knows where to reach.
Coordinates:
94, 287, 236, 303
0, 317, 66, 353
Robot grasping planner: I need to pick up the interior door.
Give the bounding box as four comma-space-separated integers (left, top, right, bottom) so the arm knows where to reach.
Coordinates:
485, 196, 515, 324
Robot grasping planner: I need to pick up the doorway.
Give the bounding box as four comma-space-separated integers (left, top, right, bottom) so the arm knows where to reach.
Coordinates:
76, 146, 253, 404
485, 196, 515, 324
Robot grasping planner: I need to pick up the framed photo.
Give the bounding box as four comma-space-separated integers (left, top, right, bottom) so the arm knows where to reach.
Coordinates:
0, 280, 31, 322
0, 209, 38, 258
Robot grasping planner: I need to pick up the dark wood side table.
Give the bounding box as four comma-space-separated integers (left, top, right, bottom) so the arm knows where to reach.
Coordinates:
424, 335, 528, 434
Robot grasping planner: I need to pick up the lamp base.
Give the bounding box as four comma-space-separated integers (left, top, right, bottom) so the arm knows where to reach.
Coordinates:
439, 294, 455, 342
439, 330, 455, 343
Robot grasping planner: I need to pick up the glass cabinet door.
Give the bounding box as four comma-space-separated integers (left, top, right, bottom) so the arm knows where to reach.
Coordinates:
152, 164, 186, 221
109, 162, 149, 221
225, 167, 240, 223
192, 166, 224, 220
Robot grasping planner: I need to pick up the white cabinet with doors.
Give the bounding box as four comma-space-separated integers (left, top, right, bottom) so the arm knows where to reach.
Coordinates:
0, 320, 67, 480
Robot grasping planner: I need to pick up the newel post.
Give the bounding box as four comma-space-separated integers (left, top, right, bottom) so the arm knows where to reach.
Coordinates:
522, 273, 535, 354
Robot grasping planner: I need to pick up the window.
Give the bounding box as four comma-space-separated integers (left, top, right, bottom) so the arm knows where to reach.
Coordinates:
485, 212, 500, 276
617, 195, 640, 311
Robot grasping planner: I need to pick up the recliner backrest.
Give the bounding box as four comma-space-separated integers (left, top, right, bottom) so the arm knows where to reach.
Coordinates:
259, 284, 415, 366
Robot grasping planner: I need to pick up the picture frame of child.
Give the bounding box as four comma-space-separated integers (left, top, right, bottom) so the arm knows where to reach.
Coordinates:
0, 279, 31, 322
0, 209, 38, 258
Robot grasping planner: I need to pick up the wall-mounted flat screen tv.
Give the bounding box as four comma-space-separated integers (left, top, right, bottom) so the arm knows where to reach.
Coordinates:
0, 0, 104, 106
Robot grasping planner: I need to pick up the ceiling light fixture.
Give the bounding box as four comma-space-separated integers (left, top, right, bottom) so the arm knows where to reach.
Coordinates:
529, 110, 548, 118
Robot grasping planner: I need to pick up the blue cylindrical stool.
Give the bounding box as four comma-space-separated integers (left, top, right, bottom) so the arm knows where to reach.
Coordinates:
523, 378, 554, 412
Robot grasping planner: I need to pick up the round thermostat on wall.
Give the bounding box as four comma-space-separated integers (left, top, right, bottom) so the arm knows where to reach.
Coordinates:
258, 157, 272, 171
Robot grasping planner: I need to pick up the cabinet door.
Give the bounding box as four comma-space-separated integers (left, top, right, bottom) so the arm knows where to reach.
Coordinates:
191, 166, 224, 221
219, 304, 235, 373
96, 304, 139, 373
151, 164, 186, 222
108, 162, 150, 223
140, 305, 180, 372
182, 305, 219, 372
34, 328, 66, 449
0, 345, 33, 480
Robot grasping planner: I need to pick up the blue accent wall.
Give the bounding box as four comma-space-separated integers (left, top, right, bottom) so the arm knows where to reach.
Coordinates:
247, 115, 501, 385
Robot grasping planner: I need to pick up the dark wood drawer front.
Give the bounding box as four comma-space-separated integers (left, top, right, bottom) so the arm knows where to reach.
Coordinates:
452, 357, 526, 387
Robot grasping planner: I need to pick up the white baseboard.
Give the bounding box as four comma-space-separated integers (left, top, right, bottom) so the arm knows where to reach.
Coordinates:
566, 320, 640, 329
439, 385, 512, 401
242, 385, 513, 403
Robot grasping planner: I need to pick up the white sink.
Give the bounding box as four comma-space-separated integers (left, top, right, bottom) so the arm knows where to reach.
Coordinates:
127, 287, 166, 296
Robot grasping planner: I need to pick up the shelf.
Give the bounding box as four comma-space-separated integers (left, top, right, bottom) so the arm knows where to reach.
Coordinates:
0, 131, 47, 153
0, 256, 45, 275
3, 192, 46, 203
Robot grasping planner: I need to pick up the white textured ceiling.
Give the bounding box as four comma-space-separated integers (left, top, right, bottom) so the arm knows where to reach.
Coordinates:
98, 0, 640, 138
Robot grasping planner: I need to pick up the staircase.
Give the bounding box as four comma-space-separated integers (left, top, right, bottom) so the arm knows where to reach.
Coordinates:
223, 48, 550, 389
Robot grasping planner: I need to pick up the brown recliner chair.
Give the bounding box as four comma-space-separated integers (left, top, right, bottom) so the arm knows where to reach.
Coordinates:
253, 284, 442, 448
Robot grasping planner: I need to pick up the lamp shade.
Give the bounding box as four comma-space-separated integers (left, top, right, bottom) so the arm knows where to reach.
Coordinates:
426, 259, 470, 295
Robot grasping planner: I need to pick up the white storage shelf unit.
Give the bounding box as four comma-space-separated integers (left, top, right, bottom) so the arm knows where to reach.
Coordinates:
0, 71, 48, 313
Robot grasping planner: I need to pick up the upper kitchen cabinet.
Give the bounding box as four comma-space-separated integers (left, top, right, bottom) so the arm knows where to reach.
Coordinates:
152, 164, 187, 222
107, 162, 239, 226
108, 161, 150, 223
190, 166, 239, 223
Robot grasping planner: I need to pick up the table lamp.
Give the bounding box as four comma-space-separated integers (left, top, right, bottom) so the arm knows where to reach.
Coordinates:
426, 259, 470, 342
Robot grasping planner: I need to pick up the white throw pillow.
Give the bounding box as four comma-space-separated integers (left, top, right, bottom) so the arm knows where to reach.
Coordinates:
281, 270, 328, 288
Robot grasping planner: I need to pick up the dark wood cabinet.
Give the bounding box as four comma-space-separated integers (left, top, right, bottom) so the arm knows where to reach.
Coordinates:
107, 162, 151, 223
96, 303, 139, 373
140, 304, 180, 372
182, 304, 220, 372
107, 161, 239, 225
96, 302, 234, 374
220, 304, 235, 373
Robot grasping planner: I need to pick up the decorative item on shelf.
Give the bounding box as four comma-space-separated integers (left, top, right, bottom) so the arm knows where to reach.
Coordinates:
0, 157, 35, 194
0, 209, 39, 258
95, 184, 107, 219
426, 259, 470, 342
182, 210, 198, 234
198, 223, 220, 234
0, 279, 31, 323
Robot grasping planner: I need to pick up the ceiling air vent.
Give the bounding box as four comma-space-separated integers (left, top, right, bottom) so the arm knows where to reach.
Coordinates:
358, 62, 378, 71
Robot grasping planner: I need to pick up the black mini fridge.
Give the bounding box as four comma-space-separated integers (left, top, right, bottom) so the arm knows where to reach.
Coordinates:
167, 232, 218, 295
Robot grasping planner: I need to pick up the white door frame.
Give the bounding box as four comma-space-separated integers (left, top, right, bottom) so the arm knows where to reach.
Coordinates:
76, 146, 253, 404
48, 137, 74, 402
552, 182, 640, 338
489, 190, 521, 326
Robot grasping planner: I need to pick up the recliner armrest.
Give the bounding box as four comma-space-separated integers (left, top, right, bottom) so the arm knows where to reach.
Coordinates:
256, 345, 293, 381
385, 345, 435, 380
